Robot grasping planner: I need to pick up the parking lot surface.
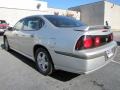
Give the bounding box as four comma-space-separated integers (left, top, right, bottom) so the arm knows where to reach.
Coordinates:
0, 33, 120, 90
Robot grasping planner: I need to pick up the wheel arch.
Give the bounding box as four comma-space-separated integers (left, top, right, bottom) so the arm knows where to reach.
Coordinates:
33, 44, 54, 67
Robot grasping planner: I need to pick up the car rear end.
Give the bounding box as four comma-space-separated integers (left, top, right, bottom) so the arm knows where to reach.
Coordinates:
72, 25, 117, 74
43, 15, 117, 74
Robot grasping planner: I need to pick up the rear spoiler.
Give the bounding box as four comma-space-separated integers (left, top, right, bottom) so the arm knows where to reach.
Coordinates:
88, 25, 111, 30
74, 25, 111, 31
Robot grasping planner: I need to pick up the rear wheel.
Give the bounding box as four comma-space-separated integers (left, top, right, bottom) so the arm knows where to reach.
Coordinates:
4, 37, 10, 51
35, 48, 53, 75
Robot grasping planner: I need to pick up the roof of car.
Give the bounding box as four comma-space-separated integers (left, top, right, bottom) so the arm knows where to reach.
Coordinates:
25, 15, 65, 18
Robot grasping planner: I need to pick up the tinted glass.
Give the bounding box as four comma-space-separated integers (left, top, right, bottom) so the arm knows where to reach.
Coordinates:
0, 20, 6, 24
44, 15, 85, 27
23, 17, 44, 30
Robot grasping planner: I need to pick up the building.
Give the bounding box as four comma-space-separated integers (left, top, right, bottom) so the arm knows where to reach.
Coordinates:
0, 0, 80, 26
0, 0, 120, 30
47, 8, 80, 20
69, 1, 120, 30
0, 0, 48, 10
0, 0, 48, 26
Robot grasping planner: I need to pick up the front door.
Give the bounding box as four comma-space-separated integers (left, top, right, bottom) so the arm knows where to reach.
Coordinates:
7, 19, 24, 50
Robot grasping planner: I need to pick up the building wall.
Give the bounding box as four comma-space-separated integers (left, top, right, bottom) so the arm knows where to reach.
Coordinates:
3, 0, 120, 30
0, 7, 80, 27
104, 1, 120, 30
0, 7, 50, 26
48, 8, 80, 20
69, 1, 105, 26
69, 1, 120, 30
0, 0, 48, 26
0, 0, 48, 10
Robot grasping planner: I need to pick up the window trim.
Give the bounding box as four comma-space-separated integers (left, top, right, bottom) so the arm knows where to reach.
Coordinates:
13, 19, 24, 31
22, 17, 45, 31
44, 15, 86, 28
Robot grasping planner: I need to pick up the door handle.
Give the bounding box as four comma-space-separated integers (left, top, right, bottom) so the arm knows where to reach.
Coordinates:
21, 35, 25, 36
21, 34, 34, 38
15, 33, 34, 38
30, 35, 34, 38
15, 34, 24, 36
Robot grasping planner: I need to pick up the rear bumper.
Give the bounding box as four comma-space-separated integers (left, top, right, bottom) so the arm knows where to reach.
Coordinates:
0, 29, 5, 35
54, 41, 117, 74
82, 53, 116, 74
75, 41, 117, 60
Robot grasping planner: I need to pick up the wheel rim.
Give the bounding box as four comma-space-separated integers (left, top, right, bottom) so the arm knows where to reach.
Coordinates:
5, 39, 9, 50
37, 52, 49, 72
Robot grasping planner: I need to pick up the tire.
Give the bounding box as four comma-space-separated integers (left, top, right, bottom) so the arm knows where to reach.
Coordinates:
4, 37, 10, 51
35, 48, 54, 75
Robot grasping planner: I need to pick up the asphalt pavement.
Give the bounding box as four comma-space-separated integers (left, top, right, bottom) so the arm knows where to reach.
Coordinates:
0, 33, 120, 90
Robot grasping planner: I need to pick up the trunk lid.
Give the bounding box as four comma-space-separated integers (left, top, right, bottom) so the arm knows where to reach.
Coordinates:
73, 25, 113, 50
72, 25, 112, 36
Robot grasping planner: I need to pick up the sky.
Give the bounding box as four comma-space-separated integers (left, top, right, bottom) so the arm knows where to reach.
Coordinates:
38, 0, 120, 9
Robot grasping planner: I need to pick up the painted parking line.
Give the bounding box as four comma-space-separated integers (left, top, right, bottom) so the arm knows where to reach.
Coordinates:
112, 60, 120, 65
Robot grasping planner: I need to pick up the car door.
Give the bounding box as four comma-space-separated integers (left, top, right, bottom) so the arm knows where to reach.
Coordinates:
17, 17, 44, 57
7, 19, 24, 50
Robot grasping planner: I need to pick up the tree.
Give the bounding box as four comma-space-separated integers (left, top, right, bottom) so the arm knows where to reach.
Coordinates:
37, 3, 41, 10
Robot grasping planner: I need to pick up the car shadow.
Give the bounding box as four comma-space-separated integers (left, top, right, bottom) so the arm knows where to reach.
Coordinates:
50, 70, 80, 82
1, 44, 80, 82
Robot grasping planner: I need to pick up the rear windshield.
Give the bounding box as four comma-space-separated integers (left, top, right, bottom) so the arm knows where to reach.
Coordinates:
0, 20, 6, 24
44, 15, 86, 27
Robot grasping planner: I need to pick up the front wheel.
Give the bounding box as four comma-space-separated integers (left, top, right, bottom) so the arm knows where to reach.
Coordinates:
35, 48, 54, 75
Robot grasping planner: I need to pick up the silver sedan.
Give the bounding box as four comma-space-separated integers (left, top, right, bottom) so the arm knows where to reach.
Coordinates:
4, 15, 117, 75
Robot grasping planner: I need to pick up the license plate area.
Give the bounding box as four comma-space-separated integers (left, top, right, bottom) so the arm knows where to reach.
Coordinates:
106, 49, 113, 58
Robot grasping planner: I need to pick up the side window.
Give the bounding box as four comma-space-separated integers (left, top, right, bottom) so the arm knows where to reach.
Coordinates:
14, 20, 24, 30
23, 17, 44, 31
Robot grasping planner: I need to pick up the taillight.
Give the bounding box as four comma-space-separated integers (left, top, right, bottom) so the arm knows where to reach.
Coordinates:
75, 33, 113, 50
94, 36, 101, 46
75, 37, 82, 50
75, 36, 93, 50
83, 36, 93, 49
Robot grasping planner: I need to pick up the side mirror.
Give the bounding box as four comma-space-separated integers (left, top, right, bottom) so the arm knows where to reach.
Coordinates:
7, 27, 13, 31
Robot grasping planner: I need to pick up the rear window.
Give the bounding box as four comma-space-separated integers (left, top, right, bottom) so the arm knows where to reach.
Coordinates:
44, 15, 86, 28
0, 20, 6, 24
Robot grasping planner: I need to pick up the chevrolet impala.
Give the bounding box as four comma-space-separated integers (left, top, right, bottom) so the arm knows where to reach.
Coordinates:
4, 15, 117, 75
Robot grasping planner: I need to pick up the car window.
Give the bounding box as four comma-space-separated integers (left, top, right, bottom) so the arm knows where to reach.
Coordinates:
23, 17, 44, 31
0, 20, 7, 24
14, 20, 24, 30
44, 15, 86, 28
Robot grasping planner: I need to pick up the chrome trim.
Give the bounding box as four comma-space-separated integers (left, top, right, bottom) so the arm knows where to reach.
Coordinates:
55, 47, 117, 60
55, 51, 86, 59
55, 50, 105, 59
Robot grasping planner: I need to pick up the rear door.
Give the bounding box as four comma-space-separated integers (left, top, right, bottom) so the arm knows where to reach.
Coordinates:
17, 17, 44, 57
